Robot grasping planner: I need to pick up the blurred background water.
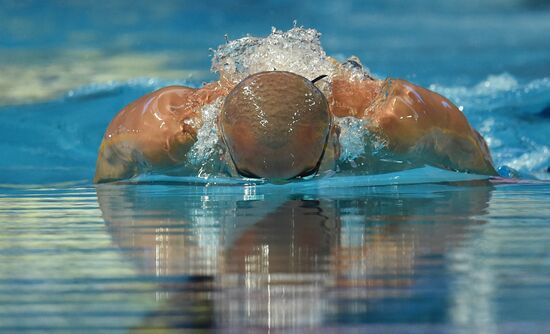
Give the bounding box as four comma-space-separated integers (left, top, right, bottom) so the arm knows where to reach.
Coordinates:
1, 0, 550, 332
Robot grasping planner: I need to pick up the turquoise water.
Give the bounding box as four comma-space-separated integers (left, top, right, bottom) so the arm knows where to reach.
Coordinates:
1, 0, 550, 332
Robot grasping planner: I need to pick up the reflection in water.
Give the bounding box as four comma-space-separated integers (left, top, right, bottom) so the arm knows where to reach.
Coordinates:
97, 182, 493, 332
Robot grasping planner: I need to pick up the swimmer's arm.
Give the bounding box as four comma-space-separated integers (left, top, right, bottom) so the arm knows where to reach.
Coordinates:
94, 83, 232, 183
94, 87, 199, 183
368, 79, 497, 175
94, 135, 145, 183
329, 77, 497, 175
94, 149, 131, 184
94, 127, 200, 183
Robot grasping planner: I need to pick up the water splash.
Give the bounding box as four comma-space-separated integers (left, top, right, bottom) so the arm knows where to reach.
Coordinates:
188, 98, 223, 166
335, 117, 368, 162
212, 27, 356, 86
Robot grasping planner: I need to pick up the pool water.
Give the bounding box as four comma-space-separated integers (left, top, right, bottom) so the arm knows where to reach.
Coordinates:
2, 182, 550, 332
1, 0, 550, 332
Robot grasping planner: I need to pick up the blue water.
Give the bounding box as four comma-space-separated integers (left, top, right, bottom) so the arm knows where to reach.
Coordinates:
1, 0, 550, 332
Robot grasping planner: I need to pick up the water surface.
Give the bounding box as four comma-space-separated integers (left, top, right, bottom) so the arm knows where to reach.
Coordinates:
1, 181, 549, 332
1, 0, 550, 332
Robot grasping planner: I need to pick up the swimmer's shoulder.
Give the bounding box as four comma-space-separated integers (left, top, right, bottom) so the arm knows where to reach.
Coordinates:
152, 85, 197, 104
382, 78, 457, 108
95, 85, 200, 183
103, 86, 196, 136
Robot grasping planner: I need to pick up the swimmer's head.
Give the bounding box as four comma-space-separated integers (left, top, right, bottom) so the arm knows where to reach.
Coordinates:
220, 71, 331, 180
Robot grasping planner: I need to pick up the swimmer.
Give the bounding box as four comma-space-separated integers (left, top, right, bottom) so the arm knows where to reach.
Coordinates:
94, 45, 496, 183
94, 69, 496, 183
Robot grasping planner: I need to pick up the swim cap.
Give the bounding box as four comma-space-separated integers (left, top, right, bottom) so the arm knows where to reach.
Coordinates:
220, 71, 331, 179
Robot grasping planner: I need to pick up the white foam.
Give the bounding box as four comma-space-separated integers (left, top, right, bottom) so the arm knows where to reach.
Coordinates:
211, 27, 370, 86
334, 117, 367, 162
429, 74, 517, 97
429, 73, 550, 111
506, 146, 550, 175
473, 73, 519, 95
187, 98, 223, 168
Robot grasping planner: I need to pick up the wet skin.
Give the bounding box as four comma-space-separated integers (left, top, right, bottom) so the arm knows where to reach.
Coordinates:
94, 71, 497, 183
330, 76, 496, 175
94, 81, 231, 183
